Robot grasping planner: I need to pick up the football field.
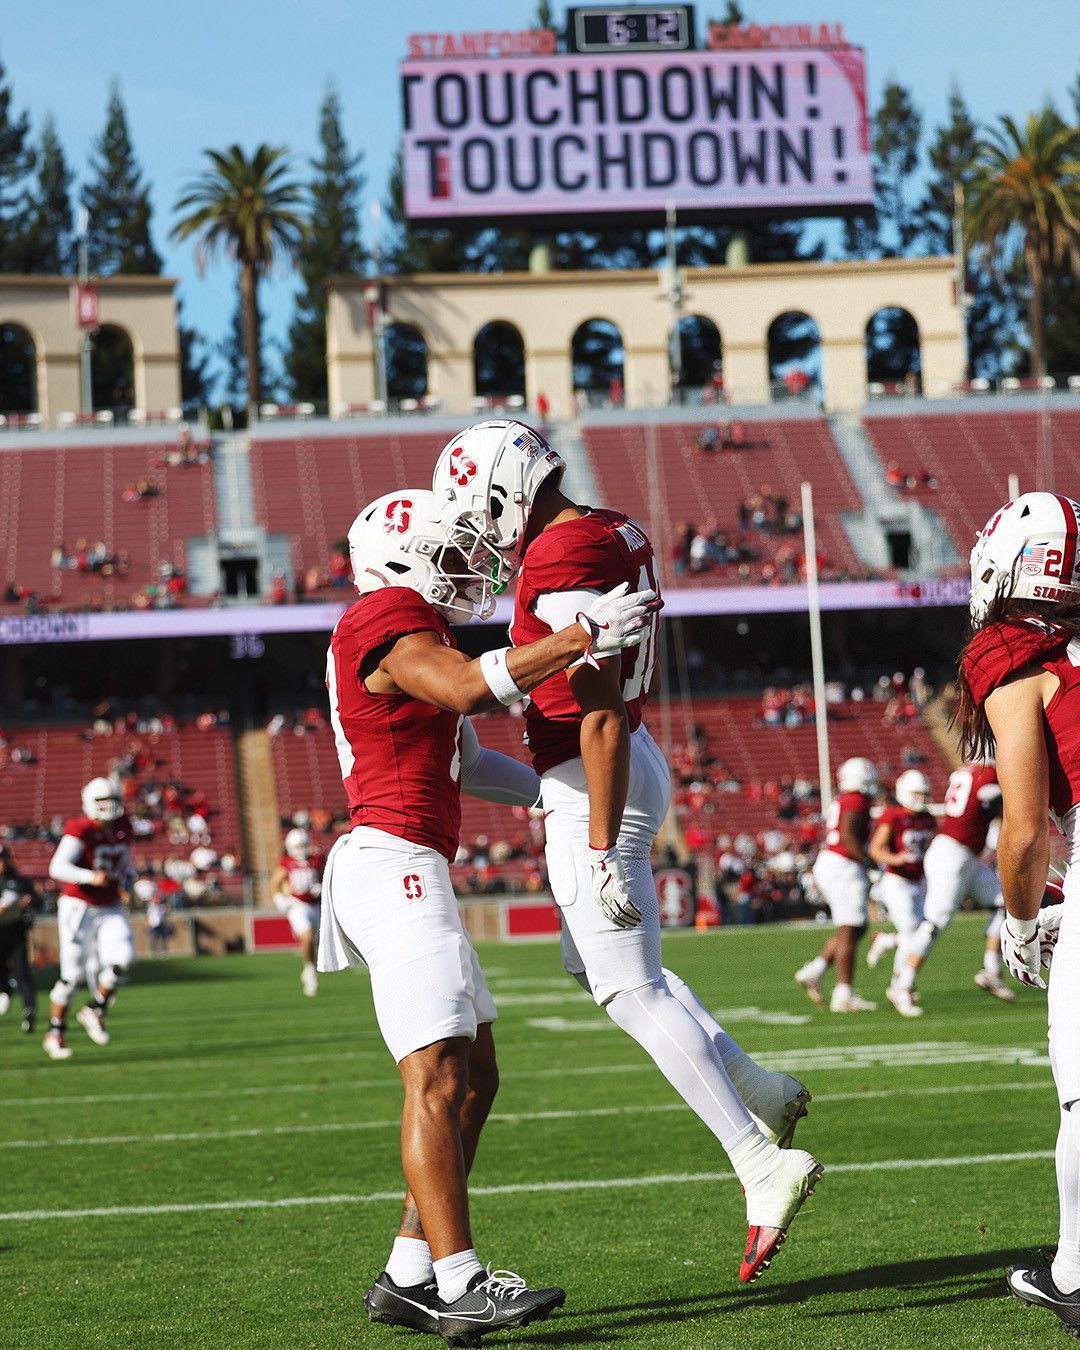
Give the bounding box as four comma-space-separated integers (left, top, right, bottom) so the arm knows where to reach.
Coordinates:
1, 917, 1067, 1349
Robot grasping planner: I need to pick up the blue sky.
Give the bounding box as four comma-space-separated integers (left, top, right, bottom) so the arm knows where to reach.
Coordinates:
4, 1, 1077, 393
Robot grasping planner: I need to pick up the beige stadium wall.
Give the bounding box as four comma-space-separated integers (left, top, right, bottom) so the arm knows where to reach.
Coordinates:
0, 275, 181, 425
327, 256, 964, 418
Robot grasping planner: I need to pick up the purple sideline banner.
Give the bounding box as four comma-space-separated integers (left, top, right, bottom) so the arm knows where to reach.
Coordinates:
0, 578, 969, 647
401, 46, 871, 223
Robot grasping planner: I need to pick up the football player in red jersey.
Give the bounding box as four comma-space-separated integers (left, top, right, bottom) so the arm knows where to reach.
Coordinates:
795, 757, 880, 1012
44, 777, 137, 1059
864, 770, 936, 1017
954, 492, 1080, 1333
434, 421, 822, 1287
893, 762, 1012, 1008
321, 488, 656, 1338
270, 828, 324, 997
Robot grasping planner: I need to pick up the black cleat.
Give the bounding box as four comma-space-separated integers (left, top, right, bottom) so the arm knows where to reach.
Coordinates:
1007, 1262, 1080, 1337
436, 1268, 565, 1348
363, 1271, 439, 1334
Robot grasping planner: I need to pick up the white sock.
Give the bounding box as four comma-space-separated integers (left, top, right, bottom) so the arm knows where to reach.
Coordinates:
726, 1122, 783, 1192
303, 961, 316, 974
891, 938, 910, 981
895, 962, 917, 993
910, 919, 938, 961
1054, 1106, 1080, 1294
833, 982, 852, 1001
433, 1249, 483, 1304
662, 967, 740, 1057
983, 947, 1002, 978
386, 1236, 433, 1287
605, 978, 754, 1147
798, 955, 828, 982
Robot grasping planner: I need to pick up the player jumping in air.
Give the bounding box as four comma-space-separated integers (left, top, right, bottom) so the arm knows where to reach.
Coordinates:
795, 757, 880, 1012
320, 488, 657, 1341
270, 828, 324, 997
954, 492, 1080, 1336
434, 420, 821, 1286
44, 777, 137, 1059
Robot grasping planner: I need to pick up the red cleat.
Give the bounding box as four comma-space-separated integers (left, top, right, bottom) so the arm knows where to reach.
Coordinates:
740, 1154, 824, 1283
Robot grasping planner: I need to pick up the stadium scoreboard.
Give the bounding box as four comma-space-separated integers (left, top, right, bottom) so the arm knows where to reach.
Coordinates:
401, 9, 872, 228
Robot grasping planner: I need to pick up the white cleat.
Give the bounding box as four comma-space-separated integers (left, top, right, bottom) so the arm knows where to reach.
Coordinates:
866, 931, 898, 969
77, 1005, 111, 1046
974, 969, 1017, 1002
830, 990, 878, 1013
794, 967, 825, 1007
741, 1147, 824, 1283
885, 983, 923, 1018
750, 1075, 813, 1149
301, 965, 318, 998
0, 991, 10, 1015
43, 1029, 73, 1060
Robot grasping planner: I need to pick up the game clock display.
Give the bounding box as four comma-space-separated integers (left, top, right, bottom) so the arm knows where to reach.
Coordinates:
566, 5, 696, 53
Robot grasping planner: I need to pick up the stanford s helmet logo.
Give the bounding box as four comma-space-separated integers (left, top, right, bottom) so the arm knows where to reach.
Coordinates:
450, 447, 477, 487
384, 499, 412, 534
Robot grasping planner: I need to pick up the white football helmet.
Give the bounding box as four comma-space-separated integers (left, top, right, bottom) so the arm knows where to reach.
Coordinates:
284, 828, 311, 861
836, 757, 878, 796
82, 776, 123, 823
969, 492, 1080, 623
347, 489, 493, 622
431, 420, 565, 589
895, 769, 932, 811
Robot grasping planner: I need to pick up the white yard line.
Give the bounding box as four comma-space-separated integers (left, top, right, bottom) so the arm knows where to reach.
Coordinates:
0, 1150, 1057, 1223
0, 1079, 1055, 1151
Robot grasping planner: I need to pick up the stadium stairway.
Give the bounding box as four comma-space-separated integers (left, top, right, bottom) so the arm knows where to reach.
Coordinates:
236, 725, 281, 904
828, 410, 960, 574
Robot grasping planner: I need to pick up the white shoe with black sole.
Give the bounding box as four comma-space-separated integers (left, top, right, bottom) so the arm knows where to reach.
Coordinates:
363, 1271, 439, 1334
1007, 1263, 1080, 1336
436, 1268, 565, 1348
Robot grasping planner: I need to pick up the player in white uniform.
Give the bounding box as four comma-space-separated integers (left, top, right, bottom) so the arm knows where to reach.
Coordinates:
270, 828, 323, 997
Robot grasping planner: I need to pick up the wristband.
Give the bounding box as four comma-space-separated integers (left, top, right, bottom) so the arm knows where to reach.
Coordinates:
479, 647, 524, 706
1006, 915, 1039, 941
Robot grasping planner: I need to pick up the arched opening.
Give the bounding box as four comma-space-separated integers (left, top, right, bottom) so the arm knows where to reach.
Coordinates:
572, 319, 624, 408
385, 323, 428, 400
674, 314, 723, 400
767, 311, 822, 402
91, 324, 135, 414
473, 321, 526, 403
0, 323, 38, 414
866, 307, 922, 393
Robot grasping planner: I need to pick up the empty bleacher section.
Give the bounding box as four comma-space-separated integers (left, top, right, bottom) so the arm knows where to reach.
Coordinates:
862, 406, 1080, 557
0, 438, 215, 610
0, 723, 242, 895
580, 415, 871, 585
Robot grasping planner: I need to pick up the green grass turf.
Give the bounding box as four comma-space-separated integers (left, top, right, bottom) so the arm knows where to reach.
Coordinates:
0, 915, 1070, 1349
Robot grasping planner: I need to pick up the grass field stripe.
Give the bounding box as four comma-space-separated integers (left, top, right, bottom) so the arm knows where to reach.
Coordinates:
0, 1078, 1056, 1151
0, 1149, 1058, 1223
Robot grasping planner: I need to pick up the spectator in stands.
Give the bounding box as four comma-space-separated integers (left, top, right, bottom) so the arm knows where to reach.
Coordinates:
695, 425, 720, 453
122, 478, 160, 503
328, 540, 351, 589
270, 573, 288, 605
609, 375, 623, 407
783, 367, 811, 398
535, 391, 550, 425
671, 522, 693, 576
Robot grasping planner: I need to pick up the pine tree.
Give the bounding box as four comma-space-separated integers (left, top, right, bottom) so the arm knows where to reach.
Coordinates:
19, 115, 75, 273
0, 53, 34, 271
873, 81, 922, 257
82, 83, 162, 275
918, 86, 977, 254
284, 88, 365, 402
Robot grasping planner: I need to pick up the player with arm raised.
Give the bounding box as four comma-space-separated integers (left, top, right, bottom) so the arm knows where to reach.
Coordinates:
44, 777, 137, 1058
954, 492, 1080, 1335
320, 489, 656, 1341
795, 758, 879, 1012
434, 421, 822, 1287
270, 829, 324, 998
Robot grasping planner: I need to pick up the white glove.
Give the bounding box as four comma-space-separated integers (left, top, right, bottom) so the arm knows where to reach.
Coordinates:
1001, 915, 1046, 989
589, 845, 641, 929
1039, 903, 1065, 971
578, 582, 660, 657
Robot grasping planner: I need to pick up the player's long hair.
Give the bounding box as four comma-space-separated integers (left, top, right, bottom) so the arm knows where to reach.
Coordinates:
954, 591, 1080, 760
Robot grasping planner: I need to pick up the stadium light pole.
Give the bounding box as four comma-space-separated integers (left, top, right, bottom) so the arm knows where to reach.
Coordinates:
952, 182, 971, 379
77, 207, 93, 415
801, 481, 832, 814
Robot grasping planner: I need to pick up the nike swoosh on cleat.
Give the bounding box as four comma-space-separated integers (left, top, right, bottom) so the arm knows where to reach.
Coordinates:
447, 1298, 499, 1323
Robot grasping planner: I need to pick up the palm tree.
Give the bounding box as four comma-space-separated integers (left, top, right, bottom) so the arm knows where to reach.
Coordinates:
172, 145, 306, 419
966, 110, 1080, 379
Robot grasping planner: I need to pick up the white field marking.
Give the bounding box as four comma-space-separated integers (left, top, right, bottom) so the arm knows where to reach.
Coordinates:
3, 1041, 1049, 1110
0, 1078, 1056, 1152
0, 1149, 1058, 1223
527, 1006, 811, 1031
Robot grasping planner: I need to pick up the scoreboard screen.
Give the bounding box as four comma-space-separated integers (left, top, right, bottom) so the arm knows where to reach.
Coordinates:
566, 6, 696, 54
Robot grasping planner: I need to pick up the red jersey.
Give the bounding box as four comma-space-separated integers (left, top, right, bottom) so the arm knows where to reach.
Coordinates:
877, 805, 935, 881
823, 792, 872, 861
59, 816, 133, 906
940, 765, 1001, 853
963, 617, 1080, 828
327, 588, 462, 862
511, 509, 660, 774
278, 854, 325, 902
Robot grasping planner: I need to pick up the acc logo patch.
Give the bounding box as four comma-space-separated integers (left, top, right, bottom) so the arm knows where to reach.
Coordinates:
384, 499, 412, 534
450, 447, 477, 486
403, 873, 426, 901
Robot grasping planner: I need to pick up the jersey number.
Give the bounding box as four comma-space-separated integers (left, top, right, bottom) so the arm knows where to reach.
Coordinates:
622, 564, 658, 702
944, 769, 973, 818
